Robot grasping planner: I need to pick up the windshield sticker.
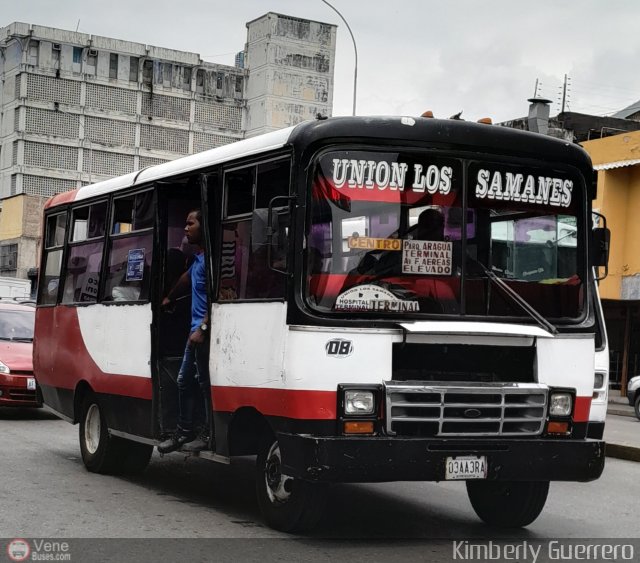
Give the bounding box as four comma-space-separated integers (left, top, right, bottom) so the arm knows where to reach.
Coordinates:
475, 168, 573, 208
335, 284, 420, 312
348, 236, 402, 251
402, 240, 452, 275
331, 158, 453, 195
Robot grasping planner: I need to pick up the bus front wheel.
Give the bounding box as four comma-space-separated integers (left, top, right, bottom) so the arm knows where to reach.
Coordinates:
255, 437, 326, 533
79, 392, 152, 475
466, 480, 549, 528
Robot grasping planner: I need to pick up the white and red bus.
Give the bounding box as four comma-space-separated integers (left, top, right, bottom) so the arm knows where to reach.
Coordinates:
35, 115, 610, 532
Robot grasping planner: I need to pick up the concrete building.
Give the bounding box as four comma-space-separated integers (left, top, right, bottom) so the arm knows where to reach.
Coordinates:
0, 13, 336, 280
582, 131, 640, 394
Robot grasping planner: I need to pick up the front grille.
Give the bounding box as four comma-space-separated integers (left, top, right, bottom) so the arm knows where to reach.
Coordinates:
385, 381, 547, 437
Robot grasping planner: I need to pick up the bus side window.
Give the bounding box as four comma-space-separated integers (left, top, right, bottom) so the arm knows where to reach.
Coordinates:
103, 192, 154, 302
219, 159, 290, 301
62, 202, 107, 304
38, 213, 67, 305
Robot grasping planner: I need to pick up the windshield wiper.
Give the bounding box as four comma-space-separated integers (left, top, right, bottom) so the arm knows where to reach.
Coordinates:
474, 261, 558, 335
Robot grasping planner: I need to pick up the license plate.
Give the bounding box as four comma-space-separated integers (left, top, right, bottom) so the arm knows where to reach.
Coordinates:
27, 378, 36, 391
445, 455, 487, 480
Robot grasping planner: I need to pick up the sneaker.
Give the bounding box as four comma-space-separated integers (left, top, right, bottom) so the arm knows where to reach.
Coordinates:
182, 431, 211, 453
157, 432, 193, 454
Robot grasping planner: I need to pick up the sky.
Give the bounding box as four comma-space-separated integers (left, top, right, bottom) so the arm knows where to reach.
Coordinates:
4, 0, 640, 123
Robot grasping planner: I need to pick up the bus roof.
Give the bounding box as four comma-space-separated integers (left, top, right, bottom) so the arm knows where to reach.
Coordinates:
45, 125, 296, 208
45, 116, 594, 209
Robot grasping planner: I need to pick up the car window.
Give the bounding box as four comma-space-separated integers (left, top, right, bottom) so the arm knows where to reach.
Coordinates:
0, 308, 35, 340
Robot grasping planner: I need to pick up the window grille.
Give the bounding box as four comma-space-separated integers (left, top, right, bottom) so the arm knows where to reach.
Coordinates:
85, 116, 136, 147
86, 83, 137, 114
193, 132, 238, 153
83, 150, 134, 176
138, 156, 170, 169
26, 74, 81, 105
24, 141, 78, 170
194, 102, 242, 130
25, 107, 80, 139
22, 175, 77, 197
140, 124, 189, 153
141, 93, 191, 121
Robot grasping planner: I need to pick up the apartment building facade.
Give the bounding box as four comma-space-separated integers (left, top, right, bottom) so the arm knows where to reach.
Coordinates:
0, 13, 336, 281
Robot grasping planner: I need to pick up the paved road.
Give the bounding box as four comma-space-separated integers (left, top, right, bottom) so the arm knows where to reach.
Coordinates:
1, 407, 639, 560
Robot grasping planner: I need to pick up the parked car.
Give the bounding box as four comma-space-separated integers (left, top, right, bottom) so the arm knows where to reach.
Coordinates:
627, 375, 640, 420
0, 300, 39, 407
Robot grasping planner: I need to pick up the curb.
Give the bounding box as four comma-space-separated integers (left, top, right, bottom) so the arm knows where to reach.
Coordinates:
607, 407, 636, 418
606, 443, 640, 463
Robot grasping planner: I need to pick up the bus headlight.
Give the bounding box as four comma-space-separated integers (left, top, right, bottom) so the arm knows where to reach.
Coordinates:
549, 392, 572, 416
344, 390, 375, 415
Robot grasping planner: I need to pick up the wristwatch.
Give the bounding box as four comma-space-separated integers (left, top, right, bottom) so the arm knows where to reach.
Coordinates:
200, 323, 208, 332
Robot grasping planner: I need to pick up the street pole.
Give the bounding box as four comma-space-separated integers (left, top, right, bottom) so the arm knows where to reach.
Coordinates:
321, 0, 358, 116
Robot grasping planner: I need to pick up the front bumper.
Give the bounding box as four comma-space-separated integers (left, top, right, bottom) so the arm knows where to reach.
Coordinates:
278, 433, 605, 483
0, 374, 40, 407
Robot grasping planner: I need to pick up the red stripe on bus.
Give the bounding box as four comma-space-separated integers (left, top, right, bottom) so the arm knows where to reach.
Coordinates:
34, 307, 152, 400
574, 396, 591, 422
213, 386, 337, 420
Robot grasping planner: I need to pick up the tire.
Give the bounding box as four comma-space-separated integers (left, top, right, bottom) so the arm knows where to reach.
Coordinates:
466, 480, 549, 528
634, 394, 640, 421
79, 392, 152, 475
255, 437, 326, 533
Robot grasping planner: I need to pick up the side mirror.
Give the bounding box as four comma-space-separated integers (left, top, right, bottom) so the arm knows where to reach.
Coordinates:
592, 227, 610, 280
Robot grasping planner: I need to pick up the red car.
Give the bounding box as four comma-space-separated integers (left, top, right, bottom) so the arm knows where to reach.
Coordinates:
0, 300, 39, 407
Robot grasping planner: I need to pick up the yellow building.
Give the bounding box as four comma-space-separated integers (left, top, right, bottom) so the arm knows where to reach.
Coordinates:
582, 131, 640, 394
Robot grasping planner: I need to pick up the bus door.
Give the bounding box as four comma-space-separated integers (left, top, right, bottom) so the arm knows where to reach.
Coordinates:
153, 177, 204, 438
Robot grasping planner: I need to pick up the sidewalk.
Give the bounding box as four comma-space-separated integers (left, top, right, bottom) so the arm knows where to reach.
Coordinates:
605, 394, 640, 462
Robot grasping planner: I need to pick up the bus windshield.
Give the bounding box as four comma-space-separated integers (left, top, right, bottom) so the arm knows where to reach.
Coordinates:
306, 149, 584, 320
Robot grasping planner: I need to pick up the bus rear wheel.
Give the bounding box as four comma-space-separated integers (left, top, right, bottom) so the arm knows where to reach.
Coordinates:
255, 437, 326, 533
466, 480, 549, 528
79, 392, 152, 475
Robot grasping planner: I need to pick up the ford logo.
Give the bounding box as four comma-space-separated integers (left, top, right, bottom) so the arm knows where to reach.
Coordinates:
463, 408, 482, 419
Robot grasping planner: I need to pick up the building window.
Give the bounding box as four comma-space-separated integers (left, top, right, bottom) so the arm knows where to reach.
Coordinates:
109, 53, 119, 79
162, 63, 173, 86
143, 60, 153, 84
28, 40, 39, 65
182, 66, 192, 90
0, 244, 18, 271
73, 47, 83, 64
129, 57, 139, 82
